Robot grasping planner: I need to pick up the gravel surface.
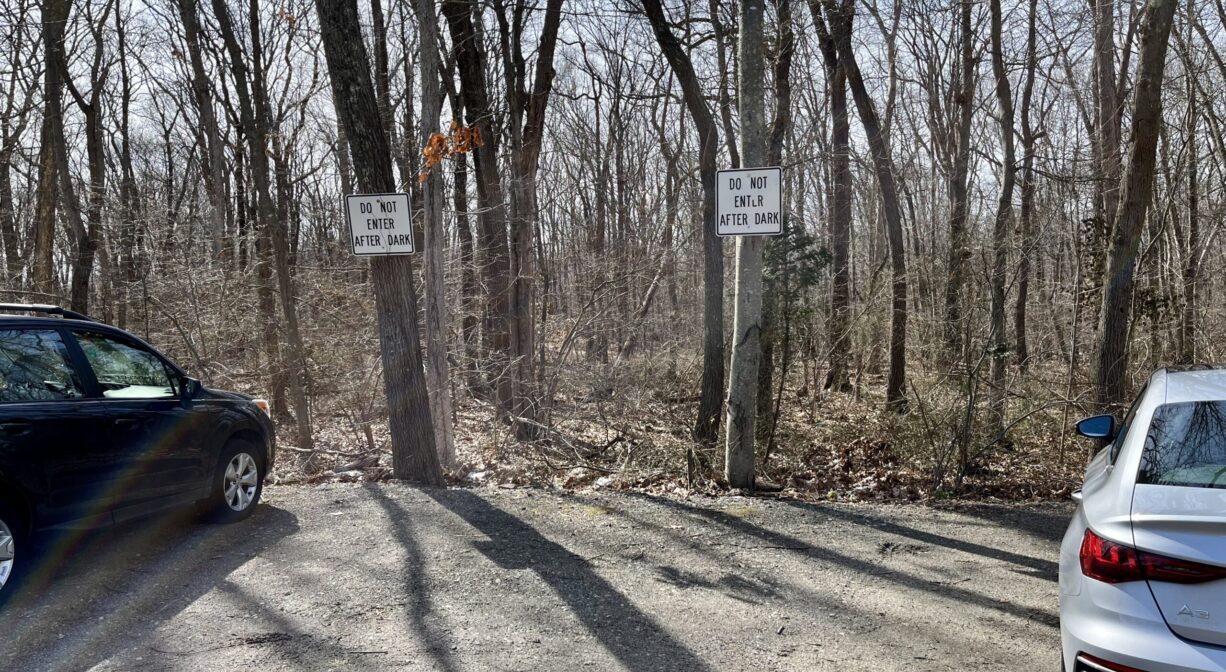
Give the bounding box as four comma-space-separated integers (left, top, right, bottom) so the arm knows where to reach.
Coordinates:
1, 484, 1072, 671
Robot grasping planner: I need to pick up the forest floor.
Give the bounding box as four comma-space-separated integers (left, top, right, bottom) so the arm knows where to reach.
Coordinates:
4, 483, 1070, 671
286, 374, 1089, 505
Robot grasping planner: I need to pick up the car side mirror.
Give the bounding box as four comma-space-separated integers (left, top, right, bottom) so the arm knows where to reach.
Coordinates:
1076, 414, 1116, 440
181, 377, 203, 401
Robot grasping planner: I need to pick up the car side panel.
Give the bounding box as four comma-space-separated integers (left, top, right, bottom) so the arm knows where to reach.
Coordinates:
108, 398, 216, 523
0, 400, 115, 529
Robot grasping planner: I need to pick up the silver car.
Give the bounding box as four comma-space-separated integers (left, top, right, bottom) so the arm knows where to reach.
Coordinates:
1061, 368, 1226, 672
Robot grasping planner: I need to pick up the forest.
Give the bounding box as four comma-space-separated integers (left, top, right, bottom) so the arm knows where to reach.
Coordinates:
0, 0, 1208, 500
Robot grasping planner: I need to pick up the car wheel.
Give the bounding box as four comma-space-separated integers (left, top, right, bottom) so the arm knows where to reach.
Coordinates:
205, 440, 265, 523
0, 501, 25, 605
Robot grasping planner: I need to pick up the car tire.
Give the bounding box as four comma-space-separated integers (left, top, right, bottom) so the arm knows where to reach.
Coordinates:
204, 439, 265, 524
0, 500, 26, 606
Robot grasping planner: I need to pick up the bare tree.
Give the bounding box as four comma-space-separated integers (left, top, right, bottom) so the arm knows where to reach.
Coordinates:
822, 0, 908, 411
211, 0, 314, 452
640, 0, 725, 453
1095, 0, 1179, 408
442, 0, 513, 414
416, 0, 455, 467
314, 0, 441, 483
31, 0, 72, 298
987, 0, 1017, 434
175, 0, 226, 257
723, 0, 769, 489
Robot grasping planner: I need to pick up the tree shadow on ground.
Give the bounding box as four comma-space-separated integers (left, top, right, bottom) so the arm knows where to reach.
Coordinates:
1, 505, 299, 671
653, 565, 783, 605
795, 502, 1060, 580
365, 485, 460, 672
423, 487, 714, 672
940, 503, 1074, 545
620, 492, 1060, 628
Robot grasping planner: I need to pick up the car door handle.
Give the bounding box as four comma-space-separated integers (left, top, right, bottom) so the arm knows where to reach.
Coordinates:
113, 418, 141, 428
0, 420, 31, 434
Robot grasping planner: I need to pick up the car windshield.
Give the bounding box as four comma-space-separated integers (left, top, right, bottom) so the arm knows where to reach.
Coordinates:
1139, 400, 1226, 489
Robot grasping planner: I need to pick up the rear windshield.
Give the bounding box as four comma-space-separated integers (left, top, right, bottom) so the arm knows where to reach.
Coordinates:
1140, 401, 1226, 489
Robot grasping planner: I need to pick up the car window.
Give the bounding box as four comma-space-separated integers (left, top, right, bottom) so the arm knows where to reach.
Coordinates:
73, 331, 176, 399
1109, 384, 1147, 464
1139, 401, 1226, 489
0, 330, 84, 402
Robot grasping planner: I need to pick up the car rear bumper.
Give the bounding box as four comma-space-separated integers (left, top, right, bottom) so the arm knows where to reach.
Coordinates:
1061, 579, 1226, 672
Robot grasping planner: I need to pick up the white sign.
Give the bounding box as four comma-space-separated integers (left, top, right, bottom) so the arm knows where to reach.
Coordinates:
716, 167, 782, 236
345, 192, 415, 256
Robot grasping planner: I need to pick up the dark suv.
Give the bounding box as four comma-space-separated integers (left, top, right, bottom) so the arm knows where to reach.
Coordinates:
0, 304, 275, 598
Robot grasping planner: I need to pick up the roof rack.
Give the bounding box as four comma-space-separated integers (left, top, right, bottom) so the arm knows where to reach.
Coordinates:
0, 303, 95, 322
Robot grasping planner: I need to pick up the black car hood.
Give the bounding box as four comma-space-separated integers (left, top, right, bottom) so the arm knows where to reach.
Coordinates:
204, 387, 254, 401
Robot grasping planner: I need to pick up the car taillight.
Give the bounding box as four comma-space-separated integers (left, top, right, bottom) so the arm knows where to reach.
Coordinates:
1080, 528, 1226, 585
253, 399, 271, 417
1080, 529, 1143, 583
1075, 652, 1147, 672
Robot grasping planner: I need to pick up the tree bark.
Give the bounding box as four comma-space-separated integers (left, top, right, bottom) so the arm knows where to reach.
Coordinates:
988, 0, 1017, 436
942, 0, 975, 363
442, 0, 514, 414
1094, 0, 1179, 408
115, 5, 138, 328
495, 0, 565, 434
1093, 0, 1123, 240
724, 0, 768, 490
641, 0, 725, 451
0, 141, 17, 284
314, 0, 441, 484
176, 0, 226, 258
1015, 0, 1040, 370
1178, 1, 1199, 365
32, 0, 72, 298
755, 0, 793, 445
416, 0, 456, 468
61, 0, 112, 315
809, 0, 850, 393
824, 0, 908, 411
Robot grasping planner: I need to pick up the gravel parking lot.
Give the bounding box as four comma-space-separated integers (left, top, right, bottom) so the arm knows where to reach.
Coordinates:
1, 484, 1070, 671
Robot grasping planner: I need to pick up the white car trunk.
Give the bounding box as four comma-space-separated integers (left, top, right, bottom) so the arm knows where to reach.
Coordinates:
1132, 483, 1226, 646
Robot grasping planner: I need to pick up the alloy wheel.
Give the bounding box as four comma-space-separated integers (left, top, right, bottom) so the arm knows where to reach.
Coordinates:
0, 517, 14, 591
223, 452, 259, 512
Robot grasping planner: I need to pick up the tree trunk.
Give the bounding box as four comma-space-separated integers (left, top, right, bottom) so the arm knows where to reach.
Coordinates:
755, 0, 793, 446
823, 0, 908, 411
1178, 3, 1199, 365
1093, 0, 1123, 241
641, 0, 725, 452
498, 0, 564, 435
1094, 0, 1178, 409
0, 144, 17, 284
32, 0, 72, 299
176, 0, 226, 258
62, 2, 113, 316
942, 0, 974, 363
416, 0, 456, 468
211, 0, 314, 452
809, 0, 850, 392
115, 5, 138, 328
988, 0, 1017, 437
724, 0, 768, 490
314, 0, 441, 484
1015, 0, 1039, 371
442, 0, 514, 414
